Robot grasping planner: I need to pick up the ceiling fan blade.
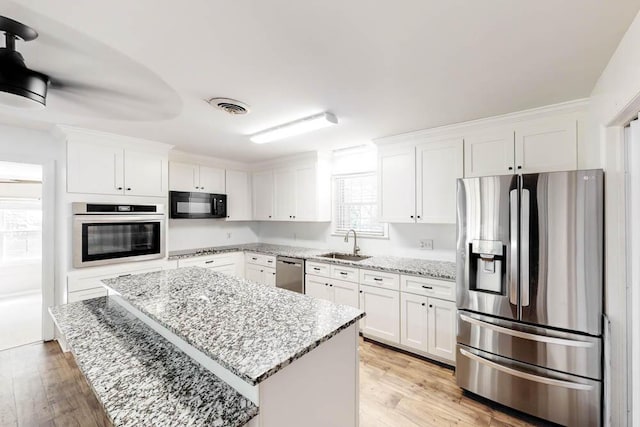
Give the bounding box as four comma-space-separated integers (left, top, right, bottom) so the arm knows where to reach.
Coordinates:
0, 0, 183, 121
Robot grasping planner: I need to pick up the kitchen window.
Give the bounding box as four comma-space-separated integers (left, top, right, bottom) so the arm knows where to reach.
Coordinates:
333, 172, 387, 237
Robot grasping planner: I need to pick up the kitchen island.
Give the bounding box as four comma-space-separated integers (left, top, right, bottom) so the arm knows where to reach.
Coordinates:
54, 266, 364, 427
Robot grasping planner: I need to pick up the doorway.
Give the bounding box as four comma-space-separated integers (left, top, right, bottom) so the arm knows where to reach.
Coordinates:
0, 161, 43, 350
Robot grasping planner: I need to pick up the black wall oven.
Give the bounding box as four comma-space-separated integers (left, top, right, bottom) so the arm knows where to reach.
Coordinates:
169, 191, 227, 219
72, 203, 166, 268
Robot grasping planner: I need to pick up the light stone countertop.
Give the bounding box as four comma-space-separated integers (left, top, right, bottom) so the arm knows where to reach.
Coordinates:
102, 267, 365, 385
50, 297, 258, 427
168, 243, 456, 281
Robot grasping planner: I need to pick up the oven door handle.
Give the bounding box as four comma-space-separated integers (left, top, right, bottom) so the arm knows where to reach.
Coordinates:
74, 215, 165, 222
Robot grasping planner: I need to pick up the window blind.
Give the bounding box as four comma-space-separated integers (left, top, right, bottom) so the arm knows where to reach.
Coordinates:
334, 172, 386, 236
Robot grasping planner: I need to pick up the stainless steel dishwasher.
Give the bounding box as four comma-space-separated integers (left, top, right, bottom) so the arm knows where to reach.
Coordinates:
275, 256, 304, 293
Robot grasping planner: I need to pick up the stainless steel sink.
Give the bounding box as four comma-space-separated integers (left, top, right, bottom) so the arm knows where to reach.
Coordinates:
318, 252, 371, 262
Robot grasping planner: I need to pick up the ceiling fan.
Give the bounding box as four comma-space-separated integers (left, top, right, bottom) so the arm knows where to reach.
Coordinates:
0, 14, 181, 120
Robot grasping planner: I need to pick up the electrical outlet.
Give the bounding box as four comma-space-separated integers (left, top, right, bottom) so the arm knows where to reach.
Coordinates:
227, 232, 232, 239
420, 239, 434, 250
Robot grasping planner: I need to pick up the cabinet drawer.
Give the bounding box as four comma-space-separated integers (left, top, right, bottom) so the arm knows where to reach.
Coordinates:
360, 269, 400, 291
209, 264, 237, 276
245, 252, 276, 268
179, 254, 235, 268
68, 267, 160, 293
401, 275, 455, 301
67, 287, 108, 303
330, 264, 359, 283
306, 261, 331, 278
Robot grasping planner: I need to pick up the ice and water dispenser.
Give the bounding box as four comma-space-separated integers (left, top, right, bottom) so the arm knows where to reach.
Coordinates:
469, 239, 506, 294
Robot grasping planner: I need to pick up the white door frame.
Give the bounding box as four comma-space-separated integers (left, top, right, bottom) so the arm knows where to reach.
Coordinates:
0, 155, 56, 341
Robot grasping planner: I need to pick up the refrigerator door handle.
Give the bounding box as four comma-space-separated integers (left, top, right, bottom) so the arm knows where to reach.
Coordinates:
509, 189, 518, 306
459, 314, 595, 348
459, 348, 594, 391
520, 189, 530, 307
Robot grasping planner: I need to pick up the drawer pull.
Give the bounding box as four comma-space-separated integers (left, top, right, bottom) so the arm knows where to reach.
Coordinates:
313, 267, 321, 271
339, 272, 348, 276
421, 285, 433, 289
373, 278, 383, 282
205, 260, 215, 264
252, 257, 258, 261
117, 274, 131, 278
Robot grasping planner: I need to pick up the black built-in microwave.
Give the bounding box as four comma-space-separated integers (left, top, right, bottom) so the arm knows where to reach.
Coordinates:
169, 191, 227, 219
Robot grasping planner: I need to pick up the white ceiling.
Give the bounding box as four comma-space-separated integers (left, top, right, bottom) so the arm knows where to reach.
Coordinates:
1, 0, 639, 162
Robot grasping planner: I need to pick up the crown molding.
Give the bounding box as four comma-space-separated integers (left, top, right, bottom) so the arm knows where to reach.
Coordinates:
375, 98, 589, 145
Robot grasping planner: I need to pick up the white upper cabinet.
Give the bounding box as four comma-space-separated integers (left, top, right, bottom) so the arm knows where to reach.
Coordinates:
294, 165, 317, 221
377, 138, 463, 224
377, 144, 416, 223
254, 155, 330, 222
415, 137, 463, 224
198, 166, 225, 193
123, 150, 167, 197
66, 132, 168, 197
274, 168, 296, 220
169, 162, 199, 192
514, 116, 577, 174
464, 129, 515, 177
225, 170, 252, 221
253, 170, 274, 220
464, 115, 577, 177
67, 140, 124, 195
169, 162, 225, 193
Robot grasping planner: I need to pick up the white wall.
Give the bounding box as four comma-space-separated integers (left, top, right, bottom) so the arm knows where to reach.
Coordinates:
258, 222, 455, 261
589, 9, 640, 427
168, 219, 259, 251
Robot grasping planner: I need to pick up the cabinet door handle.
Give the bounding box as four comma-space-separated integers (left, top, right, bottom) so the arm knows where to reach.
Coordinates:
410, 215, 414, 219
329, 284, 333, 287
429, 304, 433, 308
421, 303, 426, 306
252, 257, 258, 261
373, 278, 383, 282
126, 187, 132, 191
272, 272, 276, 275
201, 187, 204, 190
205, 260, 214, 264
359, 290, 363, 294
268, 215, 272, 218
517, 165, 522, 170
421, 285, 433, 289
417, 215, 421, 219
117, 186, 123, 190
508, 166, 513, 171
260, 270, 264, 273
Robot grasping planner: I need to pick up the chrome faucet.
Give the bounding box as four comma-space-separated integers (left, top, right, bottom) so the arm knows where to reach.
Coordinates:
344, 229, 360, 255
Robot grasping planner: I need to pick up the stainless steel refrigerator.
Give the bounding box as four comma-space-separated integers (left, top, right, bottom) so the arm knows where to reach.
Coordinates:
456, 170, 603, 426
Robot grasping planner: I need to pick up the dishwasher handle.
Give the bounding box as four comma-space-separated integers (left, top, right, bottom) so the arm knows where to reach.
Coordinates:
278, 260, 301, 267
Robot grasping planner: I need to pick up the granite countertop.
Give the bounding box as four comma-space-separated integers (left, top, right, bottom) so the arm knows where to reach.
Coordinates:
49, 297, 258, 427
102, 267, 365, 386
168, 243, 326, 260
168, 243, 456, 281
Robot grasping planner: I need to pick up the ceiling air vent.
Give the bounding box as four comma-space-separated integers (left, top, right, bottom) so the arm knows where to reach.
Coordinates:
207, 98, 250, 115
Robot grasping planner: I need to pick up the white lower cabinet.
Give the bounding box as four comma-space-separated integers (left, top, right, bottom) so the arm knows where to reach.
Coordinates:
304, 274, 359, 309
400, 292, 456, 363
245, 254, 277, 287
359, 284, 400, 344
177, 252, 244, 278
427, 298, 456, 361
400, 293, 429, 351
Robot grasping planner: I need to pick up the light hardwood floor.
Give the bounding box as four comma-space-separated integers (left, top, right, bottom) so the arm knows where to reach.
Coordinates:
0, 339, 545, 427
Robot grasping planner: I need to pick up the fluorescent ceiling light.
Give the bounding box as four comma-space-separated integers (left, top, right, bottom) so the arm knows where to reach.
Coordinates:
250, 112, 338, 144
